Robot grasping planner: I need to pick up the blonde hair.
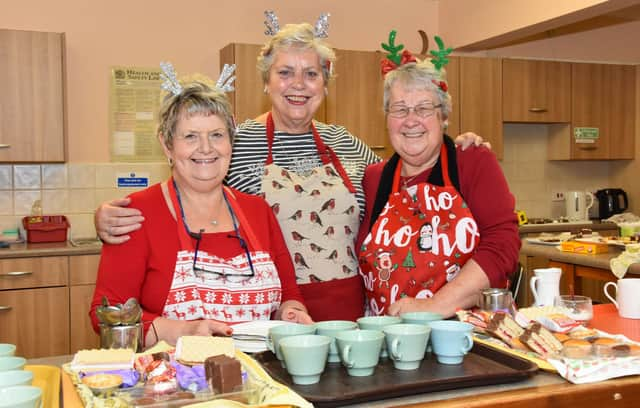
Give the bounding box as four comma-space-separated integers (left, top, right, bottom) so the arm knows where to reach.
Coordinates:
257, 23, 336, 84
158, 78, 235, 149
383, 61, 452, 120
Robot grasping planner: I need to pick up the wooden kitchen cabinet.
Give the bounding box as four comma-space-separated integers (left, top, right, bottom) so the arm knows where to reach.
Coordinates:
459, 57, 503, 159
69, 255, 100, 353
0, 29, 66, 162
502, 59, 571, 123
325, 50, 389, 157
549, 62, 636, 160
0, 257, 69, 358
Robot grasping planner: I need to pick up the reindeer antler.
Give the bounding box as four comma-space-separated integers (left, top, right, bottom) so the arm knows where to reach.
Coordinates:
381, 30, 404, 65
215, 64, 236, 93
264, 10, 280, 36
314, 12, 330, 38
429, 36, 453, 71
160, 62, 182, 96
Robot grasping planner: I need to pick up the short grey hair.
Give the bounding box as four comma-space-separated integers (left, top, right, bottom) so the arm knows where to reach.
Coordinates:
157, 82, 235, 150
257, 23, 336, 85
383, 61, 452, 120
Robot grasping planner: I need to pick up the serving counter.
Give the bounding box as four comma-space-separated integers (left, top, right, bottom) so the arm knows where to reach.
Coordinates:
28, 304, 640, 408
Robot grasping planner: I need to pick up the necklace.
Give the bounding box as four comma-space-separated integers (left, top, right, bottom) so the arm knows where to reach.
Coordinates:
401, 173, 422, 190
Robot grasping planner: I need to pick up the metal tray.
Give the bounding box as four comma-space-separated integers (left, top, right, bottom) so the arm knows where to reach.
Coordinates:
253, 342, 538, 407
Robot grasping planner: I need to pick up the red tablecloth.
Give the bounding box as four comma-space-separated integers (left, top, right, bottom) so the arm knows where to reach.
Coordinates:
590, 303, 640, 341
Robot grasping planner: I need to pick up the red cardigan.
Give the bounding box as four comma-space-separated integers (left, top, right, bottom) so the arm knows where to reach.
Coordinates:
357, 146, 521, 288
90, 183, 304, 336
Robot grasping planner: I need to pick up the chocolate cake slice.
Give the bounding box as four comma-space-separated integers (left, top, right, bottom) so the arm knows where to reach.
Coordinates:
205, 355, 242, 394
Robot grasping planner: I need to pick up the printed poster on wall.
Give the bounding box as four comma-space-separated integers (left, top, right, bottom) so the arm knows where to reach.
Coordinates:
109, 66, 165, 162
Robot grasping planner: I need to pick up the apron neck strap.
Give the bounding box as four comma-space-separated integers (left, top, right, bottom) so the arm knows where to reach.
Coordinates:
391, 143, 452, 193
265, 112, 356, 194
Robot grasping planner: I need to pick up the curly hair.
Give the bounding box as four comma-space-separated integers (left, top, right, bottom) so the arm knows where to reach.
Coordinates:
257, 23, 336, 85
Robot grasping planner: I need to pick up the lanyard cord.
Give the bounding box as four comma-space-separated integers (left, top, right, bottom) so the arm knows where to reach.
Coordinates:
172, 179, 255, 275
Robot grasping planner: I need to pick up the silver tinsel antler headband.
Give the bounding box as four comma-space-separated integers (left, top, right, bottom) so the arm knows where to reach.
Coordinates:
159, 62, 237, 96
263, 10, 330, 38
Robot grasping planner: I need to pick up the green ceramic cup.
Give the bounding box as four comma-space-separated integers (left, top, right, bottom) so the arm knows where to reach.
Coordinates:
400, 311, 443, 352
429, 320, 474, 365
279, 334, 331, 385
334, 329, 384, 376
314, 320, 358, 363
383, 323, 430, 370
357, 315, 402, 358
0, 357, 26, 372
266, 323, 316, 367
0, 344, 16, 358
0, 385, 42, 408
0, 370, 33, 390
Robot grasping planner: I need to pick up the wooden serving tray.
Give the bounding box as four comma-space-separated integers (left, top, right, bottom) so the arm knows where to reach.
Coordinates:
253, 342, 538, 407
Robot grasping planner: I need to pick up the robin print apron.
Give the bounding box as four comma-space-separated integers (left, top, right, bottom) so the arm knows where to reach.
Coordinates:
162, 180, 282, 323
358, 145, 480, 316
261, 113, 363, 321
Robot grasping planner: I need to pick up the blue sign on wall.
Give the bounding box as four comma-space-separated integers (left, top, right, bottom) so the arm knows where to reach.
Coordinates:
117, 172, 149, 188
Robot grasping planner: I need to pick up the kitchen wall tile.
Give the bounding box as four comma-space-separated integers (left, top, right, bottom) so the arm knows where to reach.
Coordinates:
0, 215, 21, 232
42, 189, 69, 214
95, 163, 119, 188
67, 213, 97, 239
0, 191, 13, 215
14, 190, 41, 215
69, 189, 97, 213
68, 164, 96, 189
13, 165, 41, 189
42, 164, 68, 189
0, 166, 12, 190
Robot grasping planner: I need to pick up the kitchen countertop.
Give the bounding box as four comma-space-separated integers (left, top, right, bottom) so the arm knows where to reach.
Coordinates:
0, 240, 102, 259
520, 239, 640, 275
519, 221, 618, 235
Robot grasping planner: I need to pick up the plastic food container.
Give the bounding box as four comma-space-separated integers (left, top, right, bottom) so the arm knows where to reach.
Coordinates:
22, 215, 70, 243
115, 383, 258, 407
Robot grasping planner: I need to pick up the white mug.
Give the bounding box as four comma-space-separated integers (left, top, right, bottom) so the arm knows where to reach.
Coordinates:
565, 191, 594, 221
604, 278, 640, 319
530, 267, 561, 307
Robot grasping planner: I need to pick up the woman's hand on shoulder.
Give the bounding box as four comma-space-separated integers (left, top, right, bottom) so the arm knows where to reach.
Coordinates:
454, 132, 492, 151
95, 197, 144, 244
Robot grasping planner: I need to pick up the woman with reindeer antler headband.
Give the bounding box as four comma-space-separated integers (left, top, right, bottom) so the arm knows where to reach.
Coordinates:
356, 32, 520, 318
94, 13, 485, 322
89, 63, 311, 347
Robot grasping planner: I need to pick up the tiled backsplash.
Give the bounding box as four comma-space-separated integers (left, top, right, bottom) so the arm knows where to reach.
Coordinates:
0, 127, 617, 238
501, 124, 612, 219
0, 162, 170, 239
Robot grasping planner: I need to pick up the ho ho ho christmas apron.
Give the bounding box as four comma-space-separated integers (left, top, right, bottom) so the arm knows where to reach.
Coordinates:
161, 180, 282, 323
358, 144, 480, 316
260, 112, 363, 321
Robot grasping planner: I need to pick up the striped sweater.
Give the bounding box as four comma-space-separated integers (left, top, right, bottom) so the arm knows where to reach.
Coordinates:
226, 119, 381, 218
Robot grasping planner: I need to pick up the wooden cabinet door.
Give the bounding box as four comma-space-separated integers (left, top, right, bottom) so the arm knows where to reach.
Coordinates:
69, 255, 100, 352
459, 57, 503, 159
0, 287, 69, 358
0, 29, 65, 162
503, 59, 571, 123
326, 49, 389, 158
571, 63, 635, 160
220, 43, 325, 124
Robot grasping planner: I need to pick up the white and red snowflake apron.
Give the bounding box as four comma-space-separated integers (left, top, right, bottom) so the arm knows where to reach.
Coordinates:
162, 180, 282, 323
261, 112, 363, 321
358, 145, 480, 316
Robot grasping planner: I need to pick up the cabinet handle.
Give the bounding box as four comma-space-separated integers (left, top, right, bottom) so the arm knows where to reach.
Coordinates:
0, 306, 12, 312
369, 146, 386, 150
577, 145, 597, 150
0, 144, 10, 149
0, 271, 33, 277
528, 107, 548, 113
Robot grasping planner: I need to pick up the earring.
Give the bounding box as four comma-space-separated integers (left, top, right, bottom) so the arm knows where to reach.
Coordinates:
263, 86, 268, 94
324, 87, 328, 96
167, 157, 174, 166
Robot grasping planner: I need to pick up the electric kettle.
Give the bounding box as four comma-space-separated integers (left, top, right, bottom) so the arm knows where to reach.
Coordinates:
595, 189, 628, 219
